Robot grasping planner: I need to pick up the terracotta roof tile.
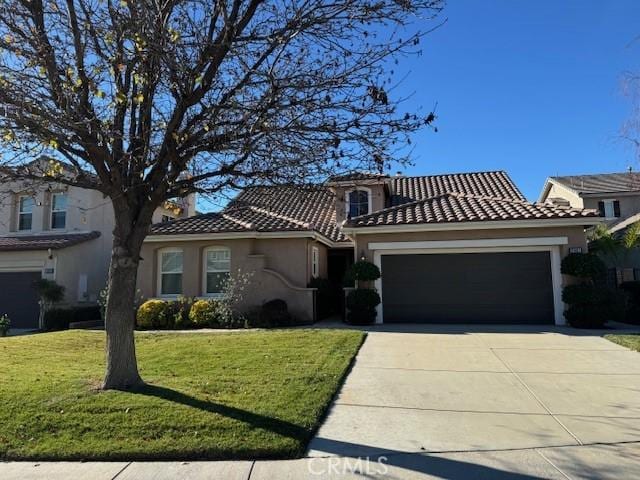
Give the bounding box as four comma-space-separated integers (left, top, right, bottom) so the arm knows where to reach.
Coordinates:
151, 185, 349, 243
0, 231, 100, 251
346, 193, 599, 227
150, 171, 596, 240
390, 171, 525, 204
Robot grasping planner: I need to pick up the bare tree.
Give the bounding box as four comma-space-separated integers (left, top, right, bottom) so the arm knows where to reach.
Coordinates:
0, 0, 443, 389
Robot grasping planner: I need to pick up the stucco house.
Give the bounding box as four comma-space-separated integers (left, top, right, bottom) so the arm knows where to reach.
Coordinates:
539, 171, 640, 283
138, 170, 599, 325
0, 164, 196, 329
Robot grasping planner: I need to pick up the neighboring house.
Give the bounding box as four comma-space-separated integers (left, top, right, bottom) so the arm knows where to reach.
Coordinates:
0, 162, 196, 329
138, 170, 599, 325
539, 171, 640, 283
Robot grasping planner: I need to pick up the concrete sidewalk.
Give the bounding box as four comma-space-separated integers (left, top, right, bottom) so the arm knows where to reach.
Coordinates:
2, 442, 639, 479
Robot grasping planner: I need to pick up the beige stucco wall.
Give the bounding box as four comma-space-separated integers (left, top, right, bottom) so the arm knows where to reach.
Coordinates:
330, 182, 387, 225
541, 183, 584, 208
0, 178, 196, 308
354, 225, 588, 260
137, 236, 323, 321
582, 194, 640, 221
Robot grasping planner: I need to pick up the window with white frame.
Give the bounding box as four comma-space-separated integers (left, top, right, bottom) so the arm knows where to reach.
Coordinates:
161, 214, 174, 223
50, 193, 67, 229
204, 247, 230, 296
158, 249, 183, 296
311, 246, 319, 278
18, 195, 34, 231
347, 189, 370, 218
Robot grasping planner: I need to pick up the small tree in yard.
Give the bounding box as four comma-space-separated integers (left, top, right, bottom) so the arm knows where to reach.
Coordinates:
33, 279, 65, 330
0, 0, 443, 389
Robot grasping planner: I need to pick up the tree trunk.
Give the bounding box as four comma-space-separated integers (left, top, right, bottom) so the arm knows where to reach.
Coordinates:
102, 240, 144, 390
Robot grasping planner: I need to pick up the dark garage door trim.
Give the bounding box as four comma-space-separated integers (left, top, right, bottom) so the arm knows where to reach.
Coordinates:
372, 243, 564, 325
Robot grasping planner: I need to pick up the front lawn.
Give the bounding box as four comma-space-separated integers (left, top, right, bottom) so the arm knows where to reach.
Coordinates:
604, 334, 640, 352
0, 329, 364, 460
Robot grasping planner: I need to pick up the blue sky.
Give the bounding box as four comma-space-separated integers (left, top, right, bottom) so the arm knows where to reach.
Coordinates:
392, 0, 640, 200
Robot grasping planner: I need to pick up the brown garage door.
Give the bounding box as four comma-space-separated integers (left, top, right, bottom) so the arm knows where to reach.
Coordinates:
381, 252, 554, 324
0, 271, 41, 329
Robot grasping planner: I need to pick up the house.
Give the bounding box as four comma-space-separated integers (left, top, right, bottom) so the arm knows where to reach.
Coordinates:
138, 170, 599, 325
539, 171, 640, 283
0, 164, 196, 329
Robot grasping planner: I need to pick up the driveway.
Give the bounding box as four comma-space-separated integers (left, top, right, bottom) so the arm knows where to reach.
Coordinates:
306, 324, 640, 478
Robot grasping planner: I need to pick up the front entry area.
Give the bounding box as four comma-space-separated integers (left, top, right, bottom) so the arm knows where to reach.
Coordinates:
381, 251, 555, 324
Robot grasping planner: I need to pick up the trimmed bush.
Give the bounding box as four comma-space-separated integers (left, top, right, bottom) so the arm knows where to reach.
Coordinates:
43, 305, 102, 331
188, 299, 228, 327
136, 300, 169, 329
345, 260, 381, 284
346, 288, 380, 325
561, 253, 606, 282
244, 299, 295, 328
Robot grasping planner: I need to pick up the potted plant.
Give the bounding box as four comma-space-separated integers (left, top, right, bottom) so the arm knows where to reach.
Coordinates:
0, 314, 10, 337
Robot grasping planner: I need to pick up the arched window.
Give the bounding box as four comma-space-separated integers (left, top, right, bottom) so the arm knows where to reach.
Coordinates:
158, 248, 183, 297
348, 189, 370, 218
204, 247, 231, 297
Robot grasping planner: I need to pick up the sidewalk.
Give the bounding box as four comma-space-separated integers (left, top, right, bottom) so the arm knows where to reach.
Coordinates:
2, 442, 639, 479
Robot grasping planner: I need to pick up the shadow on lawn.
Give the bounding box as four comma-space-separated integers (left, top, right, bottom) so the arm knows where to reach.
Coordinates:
131, 383, 308, 440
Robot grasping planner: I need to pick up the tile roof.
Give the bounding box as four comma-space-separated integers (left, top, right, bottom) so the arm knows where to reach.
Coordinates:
389, 171, 525, 204
151, 185, 348, 243
149, 170, 596, 240
346, 193, 600, 228
550, 172, 640, 195
0, 231, 100, 251
327, 171, 390, 183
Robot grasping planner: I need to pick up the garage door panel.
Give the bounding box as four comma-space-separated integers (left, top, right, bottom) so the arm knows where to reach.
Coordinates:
381, 252, 554, 324
0, 271, 41, 329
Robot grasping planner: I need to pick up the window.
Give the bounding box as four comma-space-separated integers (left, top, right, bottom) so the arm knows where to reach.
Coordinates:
158, 249, 183, 296
204, 247, 230, 296
598, 200, 620, 218
161, 214, 174, 223
18, 195, 34, 231
51, 193, 67, 229
311, 246, 319, 278
347, 189, 370, 218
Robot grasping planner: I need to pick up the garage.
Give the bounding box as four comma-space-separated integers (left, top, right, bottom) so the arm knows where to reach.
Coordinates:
380, 251, 555, 324
0, 271, 42, 329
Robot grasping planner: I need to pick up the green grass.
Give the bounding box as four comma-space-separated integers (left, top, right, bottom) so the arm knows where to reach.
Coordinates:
0, 329, 364, 461
604, 334, 640, 352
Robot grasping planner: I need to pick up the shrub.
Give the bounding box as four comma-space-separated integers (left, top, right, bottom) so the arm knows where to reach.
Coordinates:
0, 314, 10, 336
136, 300, 168, 329
561, 253, 606, 282
166, 296, 194, 329
189, 299, 229, 328
244, 299, 295, 328
43, 305, 102, 331
345, 260, 381, 283
620, 281, 640, 325
561, 284, 607, 305
346, 288, 380, 325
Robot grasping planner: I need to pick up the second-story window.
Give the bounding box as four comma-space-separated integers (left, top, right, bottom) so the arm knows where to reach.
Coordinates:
348, 190, 370, 218
51, 193, 67, 229
18, 195, 34, 231
598, 200, 621, 219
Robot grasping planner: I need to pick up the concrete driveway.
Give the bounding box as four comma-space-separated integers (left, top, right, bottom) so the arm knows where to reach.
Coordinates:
306, 324, 640, 478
